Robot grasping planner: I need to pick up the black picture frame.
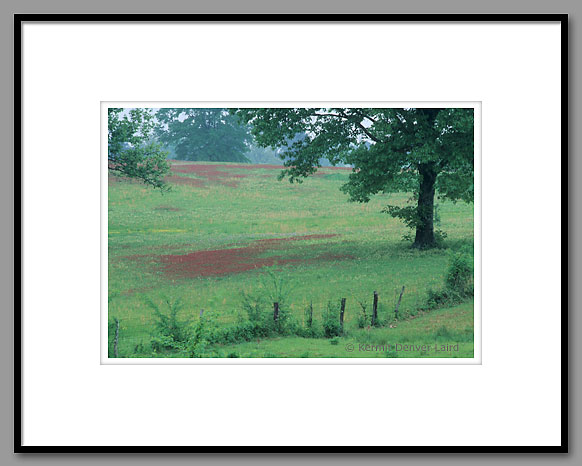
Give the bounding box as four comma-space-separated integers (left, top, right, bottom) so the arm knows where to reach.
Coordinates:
14, 13, 569, 453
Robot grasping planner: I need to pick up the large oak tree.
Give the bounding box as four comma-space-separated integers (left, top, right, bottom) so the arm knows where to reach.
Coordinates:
235, 108, 474, 249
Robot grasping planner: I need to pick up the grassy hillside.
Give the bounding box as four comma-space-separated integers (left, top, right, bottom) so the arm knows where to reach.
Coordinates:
108, 162, 474, 358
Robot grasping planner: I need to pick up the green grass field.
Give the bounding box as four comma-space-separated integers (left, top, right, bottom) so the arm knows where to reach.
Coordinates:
108, 162, 474, 358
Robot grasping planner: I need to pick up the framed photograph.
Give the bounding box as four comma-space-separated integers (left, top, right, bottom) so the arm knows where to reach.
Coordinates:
16, 14, 567, 452
103, 101, 480, 365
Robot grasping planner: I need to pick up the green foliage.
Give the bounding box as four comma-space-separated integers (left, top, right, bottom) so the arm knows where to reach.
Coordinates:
424, 249, 474, 310
260, 270, 294, 307
445, 250, 474, 296
187, 314, 209, 358
372, 303, 387, 328
240, 271, 297, 335
145, 297, 193, 352
199, 274, 302, 346
322, 301, 342, 338
354, 297, 369, 329
304, 302, 314, 328
156, 108, 251, 162
214, 302, 474, 358
108, 108, 170, 190
383, 204, 419, 230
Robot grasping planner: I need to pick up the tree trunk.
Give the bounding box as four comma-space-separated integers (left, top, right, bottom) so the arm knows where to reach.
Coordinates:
413, 162, 437, 249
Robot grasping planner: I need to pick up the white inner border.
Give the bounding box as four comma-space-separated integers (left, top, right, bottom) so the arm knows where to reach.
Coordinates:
101, 101, 482, 366
22, 22, 561, 447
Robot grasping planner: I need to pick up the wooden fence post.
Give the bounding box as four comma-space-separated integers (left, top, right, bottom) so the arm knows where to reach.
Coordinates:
308, 300, 313, 327
340, 298, 346, 332
395, 286, 405, 320
114, 318, 119, 358
372, 291, 378, 326
273, 302, 279, 321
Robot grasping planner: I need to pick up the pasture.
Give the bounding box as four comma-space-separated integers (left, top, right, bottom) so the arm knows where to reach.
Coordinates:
108, 161, 474, 358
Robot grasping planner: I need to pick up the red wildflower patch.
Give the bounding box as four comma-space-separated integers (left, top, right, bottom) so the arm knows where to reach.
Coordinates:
253, 234, 337, 244
166, 163, 352, 188
230, 164, 283, 170
165, 175, 205, 187
159, 247, 302, 278
126, 233, 350, 278
169, 164, 250, 187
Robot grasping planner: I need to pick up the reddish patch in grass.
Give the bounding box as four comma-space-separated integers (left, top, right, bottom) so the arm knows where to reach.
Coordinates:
169, 164, 250, 187
231, 164, 351, 172
253, 234, 337, 244
321, 166, 352, 171
159, 247, 302, 278
126, 233, 349, 278
167, 163, 352, 188
165, 175, 205, 187
230, 164, 283, 170
158, 247, 354, 278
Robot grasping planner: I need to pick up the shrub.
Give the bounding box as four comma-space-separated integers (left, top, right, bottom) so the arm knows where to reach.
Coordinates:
322, 301, 342, 338
355, 298, 369, 329
296, 324, 323, 339
422, 249, 474, 311
304, 301, 314, 328
187, 314, 209, 358
146, 297, 193, 352
372, 302, 387, 328
241, 292, 266, 324
425, 287, 457, 309
240, 271, 297, 336
445, 251, 474, 297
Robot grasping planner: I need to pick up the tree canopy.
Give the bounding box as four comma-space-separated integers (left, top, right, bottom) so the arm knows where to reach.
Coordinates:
108, 108, 171, 190
234, 108, 474, 248
156, 108, 251, 163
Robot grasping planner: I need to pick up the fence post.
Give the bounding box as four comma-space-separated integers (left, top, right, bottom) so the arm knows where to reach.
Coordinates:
340, 298, 346, 332
114, 318, 119, 358
273, 302, 279, 321
372, 291, 378, 326
308, 300, 313, 327
395, 286, 405, 320
200, 309, 204, 318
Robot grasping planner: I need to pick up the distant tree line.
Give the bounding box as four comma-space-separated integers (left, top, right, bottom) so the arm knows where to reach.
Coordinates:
155, 108, 252, 163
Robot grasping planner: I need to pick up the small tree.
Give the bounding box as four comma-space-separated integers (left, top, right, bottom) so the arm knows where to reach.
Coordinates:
108, 108, 170, 190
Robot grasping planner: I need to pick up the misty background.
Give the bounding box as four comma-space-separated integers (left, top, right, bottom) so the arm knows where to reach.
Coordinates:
120, 107, 346, 167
